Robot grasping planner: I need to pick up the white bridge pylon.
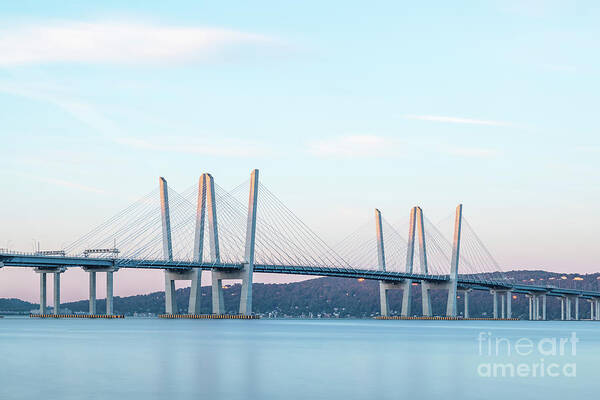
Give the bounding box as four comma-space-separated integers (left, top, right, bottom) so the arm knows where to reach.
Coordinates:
376, 205, 462, 318
160, 171, 258, 315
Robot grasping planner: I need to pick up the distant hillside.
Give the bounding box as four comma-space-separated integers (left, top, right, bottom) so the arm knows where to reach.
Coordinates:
2, 270, 598, 319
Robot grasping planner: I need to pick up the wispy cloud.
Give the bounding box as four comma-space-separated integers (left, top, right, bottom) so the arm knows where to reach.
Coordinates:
5, 171, 105, 194
116, 137, 273, 158
0, 81, 121, 136
0, 21, 277, 66
39, 177, 105, 194
308, 135, 403, 158
308, 135, 498, 159
404, 115, 509, 126
439, 146, 499, 158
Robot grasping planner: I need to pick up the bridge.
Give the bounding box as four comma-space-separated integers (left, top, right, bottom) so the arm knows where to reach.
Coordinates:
1, 169, 598, 321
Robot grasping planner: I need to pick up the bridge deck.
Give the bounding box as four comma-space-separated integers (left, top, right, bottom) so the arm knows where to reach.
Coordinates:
1, 253, 599, 299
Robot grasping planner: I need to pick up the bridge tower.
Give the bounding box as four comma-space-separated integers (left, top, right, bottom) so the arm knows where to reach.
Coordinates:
211, 169, 259, 315
377, 207, 418, 317
375, 209, 390, 316
446, 204, 462, 317
415, 206, 433, 317
161, 176, 214, 315
401, 207, 417, 317
417, 204, 461, 318
193, 173, 219, 315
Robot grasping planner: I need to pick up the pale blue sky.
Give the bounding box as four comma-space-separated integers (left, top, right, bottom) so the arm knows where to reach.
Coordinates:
1, 1, 599, 300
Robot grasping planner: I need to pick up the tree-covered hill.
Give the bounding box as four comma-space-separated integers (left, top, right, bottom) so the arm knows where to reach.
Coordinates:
2, 270, 598, 319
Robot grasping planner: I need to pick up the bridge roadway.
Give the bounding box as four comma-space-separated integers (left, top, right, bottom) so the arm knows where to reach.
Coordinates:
2, 252, 598, 300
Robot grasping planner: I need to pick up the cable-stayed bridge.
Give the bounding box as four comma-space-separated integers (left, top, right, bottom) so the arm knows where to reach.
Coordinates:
1, 169, 598, 321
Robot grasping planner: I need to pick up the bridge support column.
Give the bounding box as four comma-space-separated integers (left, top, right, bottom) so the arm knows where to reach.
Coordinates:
492, 290, 498, 319
421, 281, 432, 317
501, 293, 506, 319
534, 295, 540, 321
541, 294, 547, 321
400, 280, 412, 317
106, 271, 114, 315
211, 273, 225, 314
506, 291, 512, 319
379, 282, 390, 317
165, 274, 177, 315
88, 271, 97, 315
188, 269, 202, 315
574, 297, 579, 321
462, 289, 471, 319
596, 300, 600, 321
39, 272, 47, 315
566, 297, 572, 321
560, 298, 565, 320
53, 271, 61, 315
590, 300, 595, 320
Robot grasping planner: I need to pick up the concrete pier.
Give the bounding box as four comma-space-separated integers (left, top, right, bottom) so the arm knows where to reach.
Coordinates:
506, 291, 512, 319
212, 273, 225, 314
541, 295, 546, 320
400, 280, 412, 317
188, 270, 202, 315
421, 281, 432, 317
462, 289, 471, 319
89, 271, 96, 315
106, 271, 114, 315
165, 278, 177, 314
39, 272, 47, 315
492, 290, 498, 319
53, 271, 61, 315
379, 283, 390, 317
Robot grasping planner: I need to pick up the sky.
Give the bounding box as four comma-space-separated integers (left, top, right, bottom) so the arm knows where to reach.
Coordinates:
1, 1, 599, 302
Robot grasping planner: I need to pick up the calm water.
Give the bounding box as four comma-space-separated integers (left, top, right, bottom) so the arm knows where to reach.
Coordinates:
0, 318, 598, 399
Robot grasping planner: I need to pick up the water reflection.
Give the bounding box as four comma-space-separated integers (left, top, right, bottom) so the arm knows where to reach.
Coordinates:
0, 318, 598, 399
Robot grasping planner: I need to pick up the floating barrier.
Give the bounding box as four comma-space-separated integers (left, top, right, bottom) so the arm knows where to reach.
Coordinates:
375, 316, 520, 321
30, 314, 124, 319
159, 314, 260, 319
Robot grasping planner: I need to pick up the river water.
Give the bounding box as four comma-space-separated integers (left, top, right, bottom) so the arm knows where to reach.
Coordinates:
0, 318, 597, 399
